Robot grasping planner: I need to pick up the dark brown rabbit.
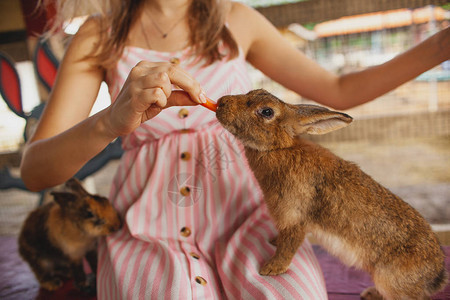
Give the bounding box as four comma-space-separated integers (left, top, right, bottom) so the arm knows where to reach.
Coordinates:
216, 89, 447, 300
18, 178, 122, 294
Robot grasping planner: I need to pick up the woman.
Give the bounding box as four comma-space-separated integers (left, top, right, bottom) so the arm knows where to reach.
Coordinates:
21, 0, 449, 299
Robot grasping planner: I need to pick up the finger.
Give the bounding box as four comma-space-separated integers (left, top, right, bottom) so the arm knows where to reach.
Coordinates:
130, 61, 172, 98
132, 61, 206, 104
166, 91, 198, 107
141, 71, 172, 99
163, 65, 206, 104
142, 106, 163, 122
136, 87, 167, 112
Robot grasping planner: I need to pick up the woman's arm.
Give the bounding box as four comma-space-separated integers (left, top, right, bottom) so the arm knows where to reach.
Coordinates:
230, 3, 449, 110
21, 18, 109, 191
21, 18, 204, 191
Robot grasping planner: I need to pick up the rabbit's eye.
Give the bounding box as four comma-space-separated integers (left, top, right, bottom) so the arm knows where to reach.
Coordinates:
84, 210, 94, 219
94, 219, 106, 226
257, 107, 274, 119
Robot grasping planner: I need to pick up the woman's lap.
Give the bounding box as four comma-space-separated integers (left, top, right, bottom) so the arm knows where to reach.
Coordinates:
97, 206, 327, 300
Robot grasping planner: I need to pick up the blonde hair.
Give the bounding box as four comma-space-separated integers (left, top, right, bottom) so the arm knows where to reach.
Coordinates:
42, 0, 239, 69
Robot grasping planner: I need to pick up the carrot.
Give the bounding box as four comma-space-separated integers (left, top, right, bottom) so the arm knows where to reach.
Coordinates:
200, 97, 218, 112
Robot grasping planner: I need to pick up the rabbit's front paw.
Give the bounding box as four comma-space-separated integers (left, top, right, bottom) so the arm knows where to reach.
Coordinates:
40, 277, 63, 291
77, 273, 97, 296
360, 286, 383, 300
259, 259, 289, 276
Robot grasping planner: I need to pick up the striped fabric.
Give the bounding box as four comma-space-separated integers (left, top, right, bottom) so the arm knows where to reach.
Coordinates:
98, 45, 327, 299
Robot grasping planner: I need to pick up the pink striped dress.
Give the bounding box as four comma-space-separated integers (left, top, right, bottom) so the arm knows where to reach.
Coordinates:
98, 45, 327, 299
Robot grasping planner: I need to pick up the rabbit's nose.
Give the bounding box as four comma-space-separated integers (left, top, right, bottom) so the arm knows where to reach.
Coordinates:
107, 214, 122, 232
109, 222, 121, 232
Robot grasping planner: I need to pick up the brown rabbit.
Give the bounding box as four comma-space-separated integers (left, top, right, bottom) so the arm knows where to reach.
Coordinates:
18, 178, 122, 294
216, 89, 447, 300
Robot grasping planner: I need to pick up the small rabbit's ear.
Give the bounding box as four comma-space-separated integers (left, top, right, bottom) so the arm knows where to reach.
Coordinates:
51, 191, 77, 207
65, 178, 89, 197
289, 105, 353, 136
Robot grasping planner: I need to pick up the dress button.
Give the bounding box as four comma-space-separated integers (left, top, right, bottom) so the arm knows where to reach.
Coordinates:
195, 276, 207, 285
178, 108, 189, 119
180, 152, 191, 161
170, 57, 180, 65
180, 186, 191, 196
190, 252, 200, 260
180, 227, 191, 237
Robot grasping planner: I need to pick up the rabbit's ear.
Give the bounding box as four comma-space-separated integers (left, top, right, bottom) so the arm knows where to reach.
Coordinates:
65, 178, 89, 197
51, 191, 77, 207
289, 105, 353, 136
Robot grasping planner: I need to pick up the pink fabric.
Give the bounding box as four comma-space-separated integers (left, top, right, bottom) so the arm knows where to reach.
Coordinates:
98, 46, 327, 299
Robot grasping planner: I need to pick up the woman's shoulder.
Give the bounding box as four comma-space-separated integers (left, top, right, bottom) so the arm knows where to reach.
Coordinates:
227, 2, 277, 56
72, 16, 104, 51
64, 15, 107, 69
228, 1, 278, 33
228, 1, 259, 22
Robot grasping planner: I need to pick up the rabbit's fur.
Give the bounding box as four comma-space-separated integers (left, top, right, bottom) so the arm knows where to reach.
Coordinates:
216, 89, 447, 300
19, 178, 122, 293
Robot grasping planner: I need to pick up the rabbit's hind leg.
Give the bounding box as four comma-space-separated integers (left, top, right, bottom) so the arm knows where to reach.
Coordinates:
360, 286, 383, 300
25, 257, 64, 291
35, 257, 71, 291
370, 266, 432, 300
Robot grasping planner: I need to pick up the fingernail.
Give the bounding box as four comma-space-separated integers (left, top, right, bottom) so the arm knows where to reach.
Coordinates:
199, 92, 207, 103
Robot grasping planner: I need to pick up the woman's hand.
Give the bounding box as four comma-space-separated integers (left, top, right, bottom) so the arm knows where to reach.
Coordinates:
103, 61, 206, 138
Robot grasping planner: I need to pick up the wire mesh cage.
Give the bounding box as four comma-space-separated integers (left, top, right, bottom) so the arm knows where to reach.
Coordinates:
256, 0, 450, 26
250, 5, 450, 126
